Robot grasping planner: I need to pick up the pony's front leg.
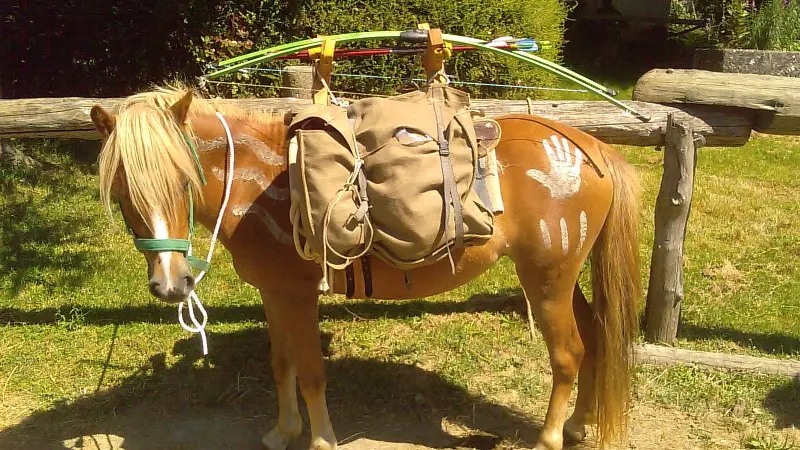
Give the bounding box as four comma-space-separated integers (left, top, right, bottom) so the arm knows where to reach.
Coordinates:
261, 290, 337, 450
262, 292, 302, 450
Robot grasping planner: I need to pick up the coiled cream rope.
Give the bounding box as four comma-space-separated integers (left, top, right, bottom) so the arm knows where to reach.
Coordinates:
178, 111, 235, 355
287, 131, 375, 293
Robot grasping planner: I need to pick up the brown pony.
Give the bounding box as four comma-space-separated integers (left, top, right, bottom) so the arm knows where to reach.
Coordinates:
90, 87, 641, 450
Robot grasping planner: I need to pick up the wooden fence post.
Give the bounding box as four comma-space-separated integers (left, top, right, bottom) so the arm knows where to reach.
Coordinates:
645, 113, 702, 343
281, 65, 313, 99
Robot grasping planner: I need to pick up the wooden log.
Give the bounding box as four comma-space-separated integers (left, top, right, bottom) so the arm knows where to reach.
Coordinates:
0, 97, 309, 140
633, 68, 800, 134
281, 65, 313, 99
0, 97, 753, 146
645, 114, 698, 344
635, 344, 800, 377
469, 100, 752, 146
754, 111, 800, 135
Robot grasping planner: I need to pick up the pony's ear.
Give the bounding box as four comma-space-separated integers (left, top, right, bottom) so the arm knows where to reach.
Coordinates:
90, 105, 116, 137
170, 90, 194, 125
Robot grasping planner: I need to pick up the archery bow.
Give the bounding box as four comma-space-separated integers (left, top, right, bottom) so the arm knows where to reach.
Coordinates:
200, 30, 650, 122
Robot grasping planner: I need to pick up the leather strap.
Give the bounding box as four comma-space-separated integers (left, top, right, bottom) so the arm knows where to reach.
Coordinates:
432, 90, 465, 248
361, 254, 373, 298
352, 167, 370, 222
345, 264, 356, 299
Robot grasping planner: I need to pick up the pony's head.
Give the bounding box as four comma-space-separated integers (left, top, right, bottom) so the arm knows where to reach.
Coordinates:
91, 88, 206, 303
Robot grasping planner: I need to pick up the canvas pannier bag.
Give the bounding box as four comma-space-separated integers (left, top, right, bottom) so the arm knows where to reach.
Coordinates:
287, 84, 494, 275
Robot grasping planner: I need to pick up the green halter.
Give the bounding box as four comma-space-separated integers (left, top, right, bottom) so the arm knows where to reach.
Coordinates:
121, 132, 210, 273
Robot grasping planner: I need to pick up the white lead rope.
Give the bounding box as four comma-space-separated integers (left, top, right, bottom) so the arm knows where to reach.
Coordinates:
178, 111, 236, 355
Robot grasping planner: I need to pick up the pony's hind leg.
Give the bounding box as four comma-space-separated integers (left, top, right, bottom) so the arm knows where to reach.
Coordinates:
261, 291, 337, 450
517, 265, 585, 450
563, 284, 597, 443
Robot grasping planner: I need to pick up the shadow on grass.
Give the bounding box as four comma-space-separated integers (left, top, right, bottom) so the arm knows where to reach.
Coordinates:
0, 299, 466, 327
0, 140, 102, 297
463, 287, 800, 360
0, 328, 547, 450
0, 288, 529, 327
678, 323, 800, 357
764, 376, 800, 430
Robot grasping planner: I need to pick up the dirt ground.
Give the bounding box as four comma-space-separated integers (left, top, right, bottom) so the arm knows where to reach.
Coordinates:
4, 394, 794, 450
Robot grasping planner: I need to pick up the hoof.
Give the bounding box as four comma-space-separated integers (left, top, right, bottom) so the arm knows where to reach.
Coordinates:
533, 443, 562, 450
563, 422, 587, 443
563, 415, 588, 443
533, 430, 563, 450
310, 436, 337, 450
263, 426, 301, 450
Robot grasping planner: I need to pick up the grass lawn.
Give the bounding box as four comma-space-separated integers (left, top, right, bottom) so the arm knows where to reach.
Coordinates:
0, 134, 797, 449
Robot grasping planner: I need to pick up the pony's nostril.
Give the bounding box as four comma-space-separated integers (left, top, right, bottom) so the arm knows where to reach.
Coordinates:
184, 276, 195, 294
148, 280, 161, 297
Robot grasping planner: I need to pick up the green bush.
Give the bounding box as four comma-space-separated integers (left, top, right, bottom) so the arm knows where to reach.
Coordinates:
670, 0, 751, 48
3, 1, 567, 99
749, 0, 800, 51
671, 0, 800, 51
196, 0, 569, 99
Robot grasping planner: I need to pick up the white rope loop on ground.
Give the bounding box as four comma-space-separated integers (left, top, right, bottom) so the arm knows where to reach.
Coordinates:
178, 111, 236, 356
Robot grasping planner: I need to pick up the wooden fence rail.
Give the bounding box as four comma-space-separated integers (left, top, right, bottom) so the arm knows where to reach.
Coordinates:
0, 96, 753, 146
634, 68, 800, 135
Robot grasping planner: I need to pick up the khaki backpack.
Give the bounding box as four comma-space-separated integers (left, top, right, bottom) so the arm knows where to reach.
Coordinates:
287, 84, 494, 283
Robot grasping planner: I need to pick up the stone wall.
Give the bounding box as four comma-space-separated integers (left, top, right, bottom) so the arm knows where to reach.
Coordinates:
694, 49, 800, 77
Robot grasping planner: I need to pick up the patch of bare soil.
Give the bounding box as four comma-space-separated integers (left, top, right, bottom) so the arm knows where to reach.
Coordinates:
6, 397, 794, 450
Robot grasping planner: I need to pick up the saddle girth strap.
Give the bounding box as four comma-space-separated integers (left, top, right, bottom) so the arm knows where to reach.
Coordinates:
431, 89, 465, 249
345, 264, 356, 299
361, 254, 373, 298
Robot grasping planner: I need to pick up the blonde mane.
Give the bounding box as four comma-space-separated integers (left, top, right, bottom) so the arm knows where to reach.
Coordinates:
98, 85, 282, 230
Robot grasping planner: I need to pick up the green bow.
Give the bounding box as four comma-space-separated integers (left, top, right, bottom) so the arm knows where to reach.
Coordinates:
201, 30, 650, 122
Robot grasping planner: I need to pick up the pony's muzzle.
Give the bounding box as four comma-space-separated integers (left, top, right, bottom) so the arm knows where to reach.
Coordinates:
149, 271, 195, 303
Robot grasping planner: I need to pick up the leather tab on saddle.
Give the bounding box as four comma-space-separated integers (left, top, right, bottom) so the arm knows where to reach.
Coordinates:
473, 118, 502, 157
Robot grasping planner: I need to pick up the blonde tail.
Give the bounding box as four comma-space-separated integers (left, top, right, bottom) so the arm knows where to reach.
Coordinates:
591, 147, 641, 448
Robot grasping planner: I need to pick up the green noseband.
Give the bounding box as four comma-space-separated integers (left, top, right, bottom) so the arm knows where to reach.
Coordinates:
133, 237, 210, 272
123, 132, 210, 273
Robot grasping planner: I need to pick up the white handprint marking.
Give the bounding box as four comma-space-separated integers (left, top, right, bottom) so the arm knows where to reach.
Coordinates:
526, 135, 584, 200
